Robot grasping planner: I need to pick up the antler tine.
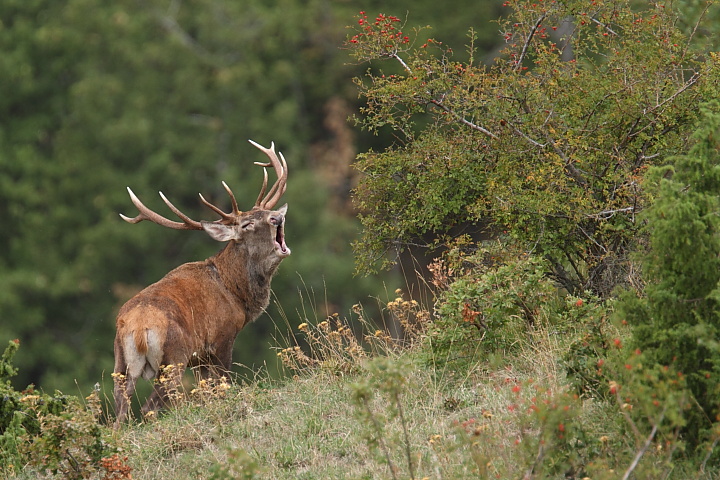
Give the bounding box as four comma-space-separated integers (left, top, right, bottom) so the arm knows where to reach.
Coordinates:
254, 167, 269, 209
198, 193, 234, 223
260, 151, 288, 209
248, 139, 288, 209
120, 187, 203, 230
222, 181, 241, 216
197, 180, 241, 223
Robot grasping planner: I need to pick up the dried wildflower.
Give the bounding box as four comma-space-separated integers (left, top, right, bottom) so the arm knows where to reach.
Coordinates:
100, 454, 133, 479
20, 394, 40, 404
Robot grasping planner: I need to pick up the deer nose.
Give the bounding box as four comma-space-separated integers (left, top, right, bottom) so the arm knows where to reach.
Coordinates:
269, 214, 284, 226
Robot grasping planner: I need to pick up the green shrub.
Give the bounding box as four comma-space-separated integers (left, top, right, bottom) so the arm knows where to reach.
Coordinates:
426, 240, 574, 369
351, 357, 416, 480
563, 298, 620, 400
614, 101, 720, 453
0, 339, 116, 478
347, 1, 720, 298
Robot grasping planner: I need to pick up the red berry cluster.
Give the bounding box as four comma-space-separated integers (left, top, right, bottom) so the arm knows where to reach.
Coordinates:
349, 11, 410, 48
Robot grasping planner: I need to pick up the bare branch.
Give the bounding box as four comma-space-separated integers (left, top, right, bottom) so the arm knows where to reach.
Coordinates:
389, 52, 413, 75
700, 434, 720, 474
154, 13, 217, 64
540, 132, 588, 188
590, 17, 618, 36
430, 99, 498, 139
508, 122, 546, 147
622, 407, 666, 480
649, 71, 701, 114
578, 225, 607, 253
681, 2, 711, 63
515, 15, 547, 71
523, 438, 546, 479
586, 206, 636, 220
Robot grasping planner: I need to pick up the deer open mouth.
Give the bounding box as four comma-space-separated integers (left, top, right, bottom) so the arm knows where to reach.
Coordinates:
275, 224, 290, 256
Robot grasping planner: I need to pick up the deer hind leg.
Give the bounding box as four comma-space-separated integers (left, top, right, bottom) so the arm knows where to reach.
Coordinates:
113, 337, 140, 428
113, 371, 138, 429
141, 327, 188, 417
195, 339, 234, 380
114, 328, 167, 424
141, 361, 186, 418
194, 351, 231, 380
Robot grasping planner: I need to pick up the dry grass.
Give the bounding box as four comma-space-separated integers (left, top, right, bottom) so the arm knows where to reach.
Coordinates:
103, 290, 718, 480
107, 303, 601, 479
113, 361, 557, 479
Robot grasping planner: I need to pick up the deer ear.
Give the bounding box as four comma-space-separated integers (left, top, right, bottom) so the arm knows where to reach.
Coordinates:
276, 204, 288, 215
201, 222, 238, 242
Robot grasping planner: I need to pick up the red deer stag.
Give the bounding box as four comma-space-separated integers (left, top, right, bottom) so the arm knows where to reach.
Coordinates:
113, 140, 290, 427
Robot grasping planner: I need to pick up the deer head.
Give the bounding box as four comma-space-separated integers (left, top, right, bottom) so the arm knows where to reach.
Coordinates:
113, 140, 291, 428
120, 139, 290, 259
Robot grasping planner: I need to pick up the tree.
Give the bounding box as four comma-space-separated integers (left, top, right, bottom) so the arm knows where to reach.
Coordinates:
347, 0, 720, 296
616, 100, 720, 449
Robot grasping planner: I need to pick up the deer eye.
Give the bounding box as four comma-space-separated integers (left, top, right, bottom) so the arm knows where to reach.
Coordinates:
241, 220, 255, 230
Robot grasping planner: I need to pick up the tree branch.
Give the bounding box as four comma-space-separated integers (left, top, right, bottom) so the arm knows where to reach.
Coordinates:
622, 406, 666, 480
644, 71, 701, 116
508, 122, 546, 148
388, 52, 412, 75
586, 206, 636, 220
590, 17, 618, 36
515, 15, 547, 71
154, 12, 218, 65
430, 100, 498, 139
680, 2, 711, 63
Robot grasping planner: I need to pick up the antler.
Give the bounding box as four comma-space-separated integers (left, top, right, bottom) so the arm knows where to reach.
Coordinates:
248, 140, 288, 210
121, 140, 287, 229
120, 183, 240, 230
120, 188, 203, 230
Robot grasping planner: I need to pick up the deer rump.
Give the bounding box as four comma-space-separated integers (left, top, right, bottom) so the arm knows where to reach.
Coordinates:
115, 263, 244, 384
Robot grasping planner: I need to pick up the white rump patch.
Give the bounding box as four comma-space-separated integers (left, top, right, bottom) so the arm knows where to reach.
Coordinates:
123, 330, 163, 380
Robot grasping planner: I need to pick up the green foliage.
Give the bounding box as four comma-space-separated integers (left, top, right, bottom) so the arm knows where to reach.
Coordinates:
440, 381, 592, 478
101, 280, 720, 478
351, 357, 416, 480
426, 239, 569, 369
209, 447, 264, 480
615, 100, 720, 451
22, 394, 109, 479
563, 303, 619, 401
564, 339, 716, 477
507, 384, 588, 478
347, 1, 720, 296
0, 340, 115, 478
1, 340, 66, 472
353, 134, 489, 269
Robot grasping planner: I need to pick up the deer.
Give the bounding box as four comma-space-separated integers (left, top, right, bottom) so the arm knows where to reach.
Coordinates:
112, 140, 290, 428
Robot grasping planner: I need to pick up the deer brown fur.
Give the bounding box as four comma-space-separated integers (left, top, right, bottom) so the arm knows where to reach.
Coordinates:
113, 140, 290, 427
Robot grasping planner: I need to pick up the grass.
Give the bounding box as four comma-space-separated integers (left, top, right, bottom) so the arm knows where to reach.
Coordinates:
11, 288, 720, 479
113, 354, 565, 479
103, 304, 630, 480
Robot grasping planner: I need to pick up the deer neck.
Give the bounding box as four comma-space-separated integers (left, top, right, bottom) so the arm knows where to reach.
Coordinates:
209, 241, 279, 322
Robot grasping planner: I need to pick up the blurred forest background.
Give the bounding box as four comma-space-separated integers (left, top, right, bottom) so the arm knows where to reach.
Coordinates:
0, 0, 504, 394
